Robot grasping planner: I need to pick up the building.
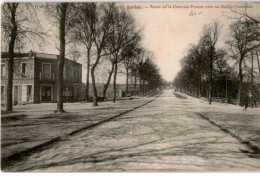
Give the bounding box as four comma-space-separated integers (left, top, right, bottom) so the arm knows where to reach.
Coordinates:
81, 83, 139, 100
1, 51, 83, 105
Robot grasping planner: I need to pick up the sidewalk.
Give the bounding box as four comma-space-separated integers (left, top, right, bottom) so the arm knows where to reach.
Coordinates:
176, 91, 260, 153
1, 96, 157, 160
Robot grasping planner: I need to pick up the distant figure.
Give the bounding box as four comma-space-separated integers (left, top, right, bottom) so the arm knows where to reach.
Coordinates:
242, 95, 249, 111
253, 99, 257, 108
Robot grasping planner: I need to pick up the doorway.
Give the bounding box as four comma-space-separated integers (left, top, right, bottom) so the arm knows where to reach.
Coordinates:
13, 85, 18, 105
41, 85, 52, 102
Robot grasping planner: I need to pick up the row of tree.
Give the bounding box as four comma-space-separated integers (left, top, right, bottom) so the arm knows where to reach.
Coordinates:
173, 14, 260, 106
2, 2, 164, 112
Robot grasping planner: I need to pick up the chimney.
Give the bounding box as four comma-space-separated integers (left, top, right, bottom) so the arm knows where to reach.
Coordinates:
29, 50, 33, 58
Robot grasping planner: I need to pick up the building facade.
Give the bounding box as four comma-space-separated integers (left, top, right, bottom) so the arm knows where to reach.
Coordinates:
81, 83, 139, 100
1, 51, 82, 105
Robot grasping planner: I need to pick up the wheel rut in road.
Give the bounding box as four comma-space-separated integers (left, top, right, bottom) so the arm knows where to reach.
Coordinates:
173, 91, 260, 158
4, 90, 260, 172
198, 113, 260, 157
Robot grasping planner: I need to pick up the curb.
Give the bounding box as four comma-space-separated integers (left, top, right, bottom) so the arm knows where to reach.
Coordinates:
1, 92, 162, 169
1, 114, 27, 119
198, 113, 260, 156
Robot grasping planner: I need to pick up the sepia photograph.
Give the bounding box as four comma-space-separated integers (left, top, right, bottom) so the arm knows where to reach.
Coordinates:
1, 0, 260, 172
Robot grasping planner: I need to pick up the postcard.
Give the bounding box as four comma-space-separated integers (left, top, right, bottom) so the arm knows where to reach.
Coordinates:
1, 1, 260, 172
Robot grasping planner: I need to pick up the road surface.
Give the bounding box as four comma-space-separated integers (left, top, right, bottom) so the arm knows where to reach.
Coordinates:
4, 90, 260, 171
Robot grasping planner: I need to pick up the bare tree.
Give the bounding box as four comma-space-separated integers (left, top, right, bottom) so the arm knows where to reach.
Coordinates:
173, 44, 233, 100
46, 2, 77, 112
101, 55, 114, 99
66, 44, 82, 62
127, 47, 146, 95
227, 4, 260, 25
200, 20, 221, 104
140, 56, 162, 94
123, 42, 141, 94
129, 58, 139, 95
138, 50, 154, 96
226, 19, 260, 105
70, 2, 96, 101
1, 3, 46, 112
107, 8, 140, 102
57, 3, 67, 113
90, 3, 115, 106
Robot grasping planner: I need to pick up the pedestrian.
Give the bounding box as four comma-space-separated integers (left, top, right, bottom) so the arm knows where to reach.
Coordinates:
244, 95, 249, 111
253, 98, 257, 108
241, 94, 248, 111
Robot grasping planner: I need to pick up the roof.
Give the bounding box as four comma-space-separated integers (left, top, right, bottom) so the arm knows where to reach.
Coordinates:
1, 51, 82, 67
1, 52, 29, 58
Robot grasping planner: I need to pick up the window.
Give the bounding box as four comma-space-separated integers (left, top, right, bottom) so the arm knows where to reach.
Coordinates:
70, 68, 73, 78
42, 63, 51, 79
77, 87, 80, 98
78, 71, 81, 82
1, 64, 6, 77
22, 63, 27, 77
64, 66, 69, 78
1, 86, 5, 96
73, 69, 76, 79
27, 85, 32, 96
63, 87, 72, 96
75, 70, 79, 82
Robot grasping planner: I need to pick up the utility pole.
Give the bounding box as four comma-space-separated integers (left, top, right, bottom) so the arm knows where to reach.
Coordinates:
251, 52, 254, 108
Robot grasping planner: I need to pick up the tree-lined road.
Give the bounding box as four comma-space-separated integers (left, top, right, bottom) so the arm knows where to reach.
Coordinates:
5, 90, 260, 171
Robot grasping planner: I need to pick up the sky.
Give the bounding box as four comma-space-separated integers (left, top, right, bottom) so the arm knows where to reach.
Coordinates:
14, 1, 260, 83
127, 1, 260, 82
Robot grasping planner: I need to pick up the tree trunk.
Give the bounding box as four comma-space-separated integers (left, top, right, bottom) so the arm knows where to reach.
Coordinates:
125, 62, 129, 93
57, 3, 67, 113
142, 79, 145, 95
85, 49, 90, 101
251, 52, 254, 107
6, 48, 14, 112
6, 4, 18, 112
257, 52, 260, 84
139, 77, 142, 96
209, 57, 213, 105
237, 59, 243, 105
90, 46, 102, 106
134, 71, 137, 95
113, 62, 118, 103
103, 62, 114, 99
91, 66, 98, 106
201, 80, 204, 97
198, 70, 201, 97
139, 61, 142, 96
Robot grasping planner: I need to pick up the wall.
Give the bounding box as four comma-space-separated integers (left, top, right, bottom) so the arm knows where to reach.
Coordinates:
34, 57, 58, 103
1, 57, 35, 105
1, 52, 83, 104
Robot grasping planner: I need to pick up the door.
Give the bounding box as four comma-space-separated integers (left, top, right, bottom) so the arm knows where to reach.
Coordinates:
14, 85, 18, 105
27, 85, 32, 102
22, 85, 27, 102
41, 86, 52, 102
74, 86, 77, 101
